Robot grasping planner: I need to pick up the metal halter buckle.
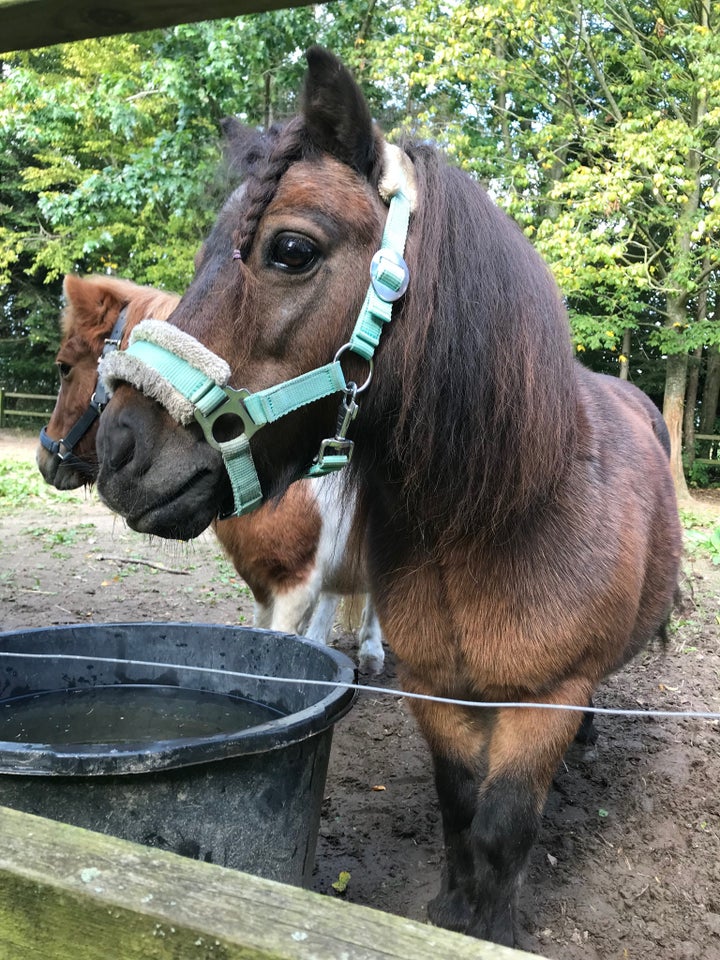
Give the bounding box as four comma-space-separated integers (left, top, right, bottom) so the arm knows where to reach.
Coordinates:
314, 385, 359, 470
192, 386, 259, 451
370, 248, 410, 302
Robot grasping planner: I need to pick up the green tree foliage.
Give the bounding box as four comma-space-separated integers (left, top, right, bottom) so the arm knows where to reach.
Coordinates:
365, 0, 720, 362
0, 3, 377, 391
364, 0, 720, 493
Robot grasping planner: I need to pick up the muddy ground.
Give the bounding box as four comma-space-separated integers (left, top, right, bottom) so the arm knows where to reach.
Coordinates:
1, 429, 719, 959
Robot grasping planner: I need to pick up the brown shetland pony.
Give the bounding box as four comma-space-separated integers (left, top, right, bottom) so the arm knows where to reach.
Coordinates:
95, 49, 681, 945
38, 273, 384, 671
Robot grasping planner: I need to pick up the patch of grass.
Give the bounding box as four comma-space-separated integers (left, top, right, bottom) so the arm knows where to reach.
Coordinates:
680, 508, 720, 565
210, 553, 252, 598
27, 522, 96, 550
684, 526, 720, 565
0, 457, 80, 511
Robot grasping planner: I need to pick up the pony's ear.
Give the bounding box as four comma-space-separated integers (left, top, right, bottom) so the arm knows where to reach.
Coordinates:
302, 46, 378, 178
220, 116, 273, 180
62, 274, 98, 335
60, 274, 121, 341
62, 273, 88, 309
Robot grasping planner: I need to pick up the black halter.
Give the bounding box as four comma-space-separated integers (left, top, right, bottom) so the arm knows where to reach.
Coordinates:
39, 307, 128, 476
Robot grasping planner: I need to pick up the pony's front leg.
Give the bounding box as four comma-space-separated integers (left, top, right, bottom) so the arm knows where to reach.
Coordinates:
430, 763, 540, 945
357, 598, 385, 674
412, 691, 587, 946
268, 583, 319, 635
253, 599, 274, 629
427, 750, 481, 933
305, 593, 341, 643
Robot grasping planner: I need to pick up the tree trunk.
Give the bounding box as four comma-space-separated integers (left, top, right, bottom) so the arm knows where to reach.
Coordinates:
683, 346, 703, 468
619, 328, 631, 380
357, 0, 378, 43
660, 1, 709, 502
263, 72, 272, 130
663, 351, 692, 502
494, 36, 512, 156
701, 345, 720, 433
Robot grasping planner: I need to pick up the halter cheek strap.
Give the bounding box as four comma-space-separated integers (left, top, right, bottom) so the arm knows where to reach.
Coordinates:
99, 146, 414, 518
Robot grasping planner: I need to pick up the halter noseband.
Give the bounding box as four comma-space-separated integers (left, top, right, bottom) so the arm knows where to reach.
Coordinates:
99, 146, 415, 518
39, 307, 129, 476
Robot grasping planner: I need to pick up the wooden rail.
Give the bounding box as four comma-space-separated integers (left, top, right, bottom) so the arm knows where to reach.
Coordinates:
0, 388, 54, 427
0, 0, 314, 52
692, 433, 720, 468
0, 805, 535, 960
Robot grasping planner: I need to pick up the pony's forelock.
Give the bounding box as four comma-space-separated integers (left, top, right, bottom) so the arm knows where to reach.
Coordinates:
223, 116, 384, 262
227, 119, 304, 261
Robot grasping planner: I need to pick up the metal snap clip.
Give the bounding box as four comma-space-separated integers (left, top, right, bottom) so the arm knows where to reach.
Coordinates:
369, 249, 410, 302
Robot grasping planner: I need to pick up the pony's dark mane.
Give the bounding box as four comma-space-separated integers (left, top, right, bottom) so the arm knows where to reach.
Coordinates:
355, 140, 579, 544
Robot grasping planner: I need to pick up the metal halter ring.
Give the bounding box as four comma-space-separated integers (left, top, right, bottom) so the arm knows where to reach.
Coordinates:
333, 343, 373, 394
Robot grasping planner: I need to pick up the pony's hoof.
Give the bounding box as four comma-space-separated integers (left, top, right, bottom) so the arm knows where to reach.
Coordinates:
358, 651, 385, 675
427, 890, 472, 933
468, 918, 516, 948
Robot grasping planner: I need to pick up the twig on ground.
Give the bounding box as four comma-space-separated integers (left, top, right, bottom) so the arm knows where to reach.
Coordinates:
95, 554, 189, 575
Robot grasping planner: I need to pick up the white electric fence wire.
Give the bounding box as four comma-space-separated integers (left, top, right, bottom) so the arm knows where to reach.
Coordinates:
0, 651, 718, 722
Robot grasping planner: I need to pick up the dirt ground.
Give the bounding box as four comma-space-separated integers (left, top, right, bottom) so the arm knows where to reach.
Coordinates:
2, 429, 720, 960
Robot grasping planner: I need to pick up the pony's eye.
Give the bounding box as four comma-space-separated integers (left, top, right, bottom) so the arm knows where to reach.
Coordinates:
268, 233, 319, 272
56, 362, 72, 380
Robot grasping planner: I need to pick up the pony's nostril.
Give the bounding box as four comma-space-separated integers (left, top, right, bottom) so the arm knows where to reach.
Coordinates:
104, 422, 137, 471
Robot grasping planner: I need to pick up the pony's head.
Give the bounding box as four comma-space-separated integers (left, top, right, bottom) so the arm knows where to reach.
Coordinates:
96, 46, 574, 543
37, 274, 179, 489
96, 48, 390, 536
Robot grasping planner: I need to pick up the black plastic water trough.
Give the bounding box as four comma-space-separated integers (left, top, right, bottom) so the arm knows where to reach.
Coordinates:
0, 622, 356, 887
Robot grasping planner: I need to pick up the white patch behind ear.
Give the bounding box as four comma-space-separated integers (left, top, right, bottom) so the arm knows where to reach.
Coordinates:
378, 142, 417, 211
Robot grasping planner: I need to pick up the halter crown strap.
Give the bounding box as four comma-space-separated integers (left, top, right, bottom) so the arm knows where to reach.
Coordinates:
347, 183, 412, 362
99, 146, 414, 517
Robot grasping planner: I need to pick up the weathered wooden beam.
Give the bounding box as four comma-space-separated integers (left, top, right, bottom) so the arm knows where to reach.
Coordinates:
0, 0, 314, 53
0, 805, 536, 960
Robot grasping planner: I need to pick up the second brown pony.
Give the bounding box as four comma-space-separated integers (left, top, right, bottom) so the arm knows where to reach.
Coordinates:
37, 273, 384, 671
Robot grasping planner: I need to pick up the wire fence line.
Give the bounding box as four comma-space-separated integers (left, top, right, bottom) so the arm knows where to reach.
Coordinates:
1, 651, 718, 724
